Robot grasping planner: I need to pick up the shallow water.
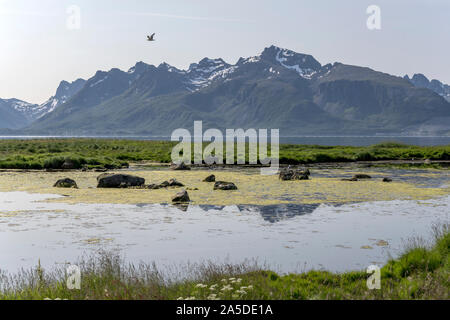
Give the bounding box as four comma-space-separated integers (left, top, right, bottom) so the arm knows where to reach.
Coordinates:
0, 168, 448, 206
0, 167, 448, 275
0, 190, 448, 274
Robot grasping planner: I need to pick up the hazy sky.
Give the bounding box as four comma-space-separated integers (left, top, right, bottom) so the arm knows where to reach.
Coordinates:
1, 0, 449, 104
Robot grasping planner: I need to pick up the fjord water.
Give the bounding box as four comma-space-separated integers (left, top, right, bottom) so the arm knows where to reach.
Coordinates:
1, 136, 450, 146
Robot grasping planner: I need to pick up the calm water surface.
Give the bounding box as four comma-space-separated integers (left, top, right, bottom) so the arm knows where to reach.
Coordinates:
0, 191, 448, 275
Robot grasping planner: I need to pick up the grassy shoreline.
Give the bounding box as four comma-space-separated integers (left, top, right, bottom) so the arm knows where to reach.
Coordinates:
0, 139, 449, 170
0, 226, 448, 300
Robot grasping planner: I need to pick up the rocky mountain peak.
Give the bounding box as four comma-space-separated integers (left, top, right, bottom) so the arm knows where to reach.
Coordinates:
260, 45, 322, 78
188, 58, 229, 74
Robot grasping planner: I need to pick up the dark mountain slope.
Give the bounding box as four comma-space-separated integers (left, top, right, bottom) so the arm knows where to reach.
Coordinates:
17, 46, 450, 136
312, 63, 450, 132
0, 99, 33, 129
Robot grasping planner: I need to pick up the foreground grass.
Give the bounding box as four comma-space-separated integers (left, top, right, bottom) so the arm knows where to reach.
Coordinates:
0, 139, 449, 170
1, 226, 448, 300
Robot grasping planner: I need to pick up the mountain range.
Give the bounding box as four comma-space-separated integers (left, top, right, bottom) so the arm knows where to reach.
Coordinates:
404, 74, 450, 102
1, 45, 449, 136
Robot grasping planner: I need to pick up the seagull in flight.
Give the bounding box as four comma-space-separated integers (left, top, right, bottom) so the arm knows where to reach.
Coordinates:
147, 33, 156, 41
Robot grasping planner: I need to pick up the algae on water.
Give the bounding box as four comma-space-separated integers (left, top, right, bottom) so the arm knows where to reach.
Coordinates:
0, 168, 448, 206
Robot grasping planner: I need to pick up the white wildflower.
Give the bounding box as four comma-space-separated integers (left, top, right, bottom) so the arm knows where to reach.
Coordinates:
221, 285, 233, 292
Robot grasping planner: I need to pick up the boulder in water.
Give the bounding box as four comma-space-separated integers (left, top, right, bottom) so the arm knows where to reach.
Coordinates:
97, 174, 145, 188
279, 168, 310, 181
168, 178, 184, 187
203, 175, 216, 182
172, 190, 190, 203
54, 178, 78, 188
214, 181, 238, 190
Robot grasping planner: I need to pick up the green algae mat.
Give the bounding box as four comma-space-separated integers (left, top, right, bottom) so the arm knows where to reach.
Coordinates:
0, 169, 448, 206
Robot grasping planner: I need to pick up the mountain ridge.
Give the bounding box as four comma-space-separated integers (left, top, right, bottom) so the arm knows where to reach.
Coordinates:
2, 45, 450, 136
404, 73, 450, 102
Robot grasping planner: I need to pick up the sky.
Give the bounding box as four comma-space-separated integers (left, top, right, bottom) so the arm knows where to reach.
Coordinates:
0, 0, 449, 104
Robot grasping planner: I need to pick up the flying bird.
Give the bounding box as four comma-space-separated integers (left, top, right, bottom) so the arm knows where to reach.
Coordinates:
147, 33, 156, 41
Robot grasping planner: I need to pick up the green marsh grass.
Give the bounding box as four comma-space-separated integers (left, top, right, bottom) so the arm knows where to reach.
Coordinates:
0, 139, 449, 169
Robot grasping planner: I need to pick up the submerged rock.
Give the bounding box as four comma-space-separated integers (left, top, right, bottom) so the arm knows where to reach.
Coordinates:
279, 168, 310, 181
375, 240, 389, 247
203, 174, 216, 182
170, 162, 191, 170
341, 177, 358, 181
148, 179, 184, 189
214, 181, 238, 190
97, 174, 145, 188
172, 190, 190, 203
168, 178, 184, 187
54, 178, 78, 189
159, 181, 170, 188
353, 174, 371, 179
382, 177, 393, 182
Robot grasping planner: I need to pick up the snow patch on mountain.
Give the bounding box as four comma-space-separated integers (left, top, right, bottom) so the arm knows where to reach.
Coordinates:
275, 49, 317, 79
185, 58, 234, 90
7, 99, 38, 120
242, 56, 261, 64
34, 78, 87, 119
90, 76, 108, 88
159, 62, 186, 74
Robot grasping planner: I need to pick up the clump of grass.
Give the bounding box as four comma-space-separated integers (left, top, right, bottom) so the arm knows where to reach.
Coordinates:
382, 224, 449, 279
0, 225, 448, 300
371, 141, 410, 148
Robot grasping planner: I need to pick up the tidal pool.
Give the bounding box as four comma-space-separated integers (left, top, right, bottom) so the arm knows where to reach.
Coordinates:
0, 167, 449, 275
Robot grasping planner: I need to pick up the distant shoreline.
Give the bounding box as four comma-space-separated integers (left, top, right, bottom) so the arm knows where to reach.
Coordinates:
0, 135, 450, 147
